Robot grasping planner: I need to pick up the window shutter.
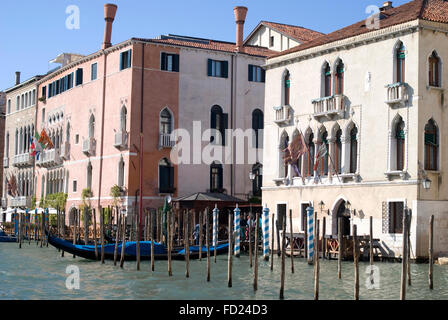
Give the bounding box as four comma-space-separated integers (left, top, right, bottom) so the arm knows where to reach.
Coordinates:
161, 52, 166, 70
127, 49, 132, 68
169, 166, 174, 190
173, 54, 180, 72
248, 65, 253, 81
207, 59, 213, 76
120, 52, 124, 71
222, 61, 229, 78
382, 201, 389, 234
222, 113, 228, 146
218, 166, 223, 190
261, 68, 266, 83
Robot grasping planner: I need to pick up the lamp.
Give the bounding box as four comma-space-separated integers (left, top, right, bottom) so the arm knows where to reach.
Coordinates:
422, 178, 432, 190
249, 172, 256, 181
319, 200, 325, 212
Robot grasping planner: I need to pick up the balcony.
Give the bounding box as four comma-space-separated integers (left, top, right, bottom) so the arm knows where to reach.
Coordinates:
12, 153, 34, 167
60, 142, 70, 160
114, 131, 128, 149
3, 157, 9, 168
385, 82, 408, 107
1, 198, 6, 208
82, 137, 96, 156
159, 133, 175, 149
273, 105, 292, 125
37, 148, 62, 168
10, 196, 31, 208
312, 95, 345, 120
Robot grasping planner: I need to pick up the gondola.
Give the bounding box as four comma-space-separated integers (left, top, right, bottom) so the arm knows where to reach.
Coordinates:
0, 230, 17, 243
47, 232, 229, 261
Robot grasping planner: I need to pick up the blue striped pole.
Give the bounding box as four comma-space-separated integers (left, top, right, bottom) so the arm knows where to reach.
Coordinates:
234, 205, 240, 257
307, 206, 314, 264
212, 205, 219, 247
262, 204, 270, 261
25, 209, 29, 240
14, 209, 18, 235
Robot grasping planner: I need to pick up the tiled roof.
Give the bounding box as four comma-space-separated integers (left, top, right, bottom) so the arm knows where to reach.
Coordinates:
133, 36, 276, 58
260, 21, 325, 43
271, 0, 448, 59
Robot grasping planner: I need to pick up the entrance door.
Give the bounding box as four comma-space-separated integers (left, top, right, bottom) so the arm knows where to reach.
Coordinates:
336, 202, 350, 236
277, 204, 287, 230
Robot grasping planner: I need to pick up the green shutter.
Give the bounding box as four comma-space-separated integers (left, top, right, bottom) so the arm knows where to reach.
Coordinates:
396, 129, 405, 140
161, 52, 166, 70
119, 52, 124, 71
207, 59, 213, 76
222, 61, 229, 78
248, 65, 253, 81
127, 49, 132, 68
173, 54, 180, 72
425, 133, 437, 146
261, 68, 266, 83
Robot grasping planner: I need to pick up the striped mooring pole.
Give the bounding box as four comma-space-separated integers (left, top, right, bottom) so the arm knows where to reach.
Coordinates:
14, 209, 18, 235
307, 206, 314, 264
234, 205, 241, 257
25, 209, 29, 239
262, 204, 270, 261
213, 205, 219, 247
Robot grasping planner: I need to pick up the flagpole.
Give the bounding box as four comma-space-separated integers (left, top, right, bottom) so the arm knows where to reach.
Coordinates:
327, 147, 342, 184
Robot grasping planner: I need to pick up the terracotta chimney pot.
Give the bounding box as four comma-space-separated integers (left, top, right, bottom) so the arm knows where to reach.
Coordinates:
234, 6, 248, 53
102, 4, 118, 50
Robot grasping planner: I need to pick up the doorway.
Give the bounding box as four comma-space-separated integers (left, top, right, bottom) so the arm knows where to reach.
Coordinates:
335, 201, 351, 236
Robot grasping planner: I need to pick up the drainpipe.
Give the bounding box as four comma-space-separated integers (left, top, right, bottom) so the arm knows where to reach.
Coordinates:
230, 54, 235, 197
138, 43, 145, 241
97, 51, 108, 209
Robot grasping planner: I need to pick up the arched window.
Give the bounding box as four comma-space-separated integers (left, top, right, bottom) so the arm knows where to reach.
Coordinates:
86, 162, 92, 189
252, 163, 263, 197
429, 51, 441, 87
5, 132, 9, 158
118, 156, 125, 187
88, 115, 95, 139
334, 129, 342, 174
335, 60, 344, 95
306, 133, 315, 177
324, 62, 331, 97
210, 162, 223, 192
252, 109, 264, 149
279, 132, 289, 178
395, 118, 405, 171
41, 175, 45, 198
14, 129, 18, 156
159, 158, 174, 193
16, 96, 20, 111
349, 126, 358, 174
120, 106, 127, 132
211, 105, 226, 145
425, 119, 438, 171
396, 42, 406, 83
160, 108, 172, 134
317, 130, 329, 176
284, 71, 290, 105
66, 122, 70, 143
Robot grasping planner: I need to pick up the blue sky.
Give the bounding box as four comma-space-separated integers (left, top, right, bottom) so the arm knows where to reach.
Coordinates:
0, 0, 410, 90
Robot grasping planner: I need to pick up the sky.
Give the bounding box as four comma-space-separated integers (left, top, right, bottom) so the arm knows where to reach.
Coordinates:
0, 0, 411, 90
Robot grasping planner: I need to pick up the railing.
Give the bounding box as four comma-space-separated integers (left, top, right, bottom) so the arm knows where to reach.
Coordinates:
312, 94, 345, 118
60, 142, 70, 160
273, 105, 291, 125
82, 138, 96, 155
37, 148, 62, 168
385, 82, 407, 106
114, 131, 128, 149
12, 153, 34, 167
3, 157, 9, 168
10, 196, 31, 208
159, 133, 175, 148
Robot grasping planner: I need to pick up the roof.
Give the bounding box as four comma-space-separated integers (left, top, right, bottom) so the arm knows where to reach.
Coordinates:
3, 75, 43, 93
133, 35, 276, 58
174, 192, 247, 203
245, 21, 325, 44
270, 0, 448, 59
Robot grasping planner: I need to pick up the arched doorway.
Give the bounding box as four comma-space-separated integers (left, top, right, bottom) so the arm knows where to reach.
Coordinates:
69, 207, 77, 226
333, 200, 351, 236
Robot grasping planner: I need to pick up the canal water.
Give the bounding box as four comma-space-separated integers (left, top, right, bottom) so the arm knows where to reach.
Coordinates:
1, 242, 447, 300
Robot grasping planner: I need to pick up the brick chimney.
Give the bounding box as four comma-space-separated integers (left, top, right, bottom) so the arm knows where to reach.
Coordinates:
15, 71, 21, 85
234, 6, 248, 53
102, 4, 118, 50
381, 1, 393, 10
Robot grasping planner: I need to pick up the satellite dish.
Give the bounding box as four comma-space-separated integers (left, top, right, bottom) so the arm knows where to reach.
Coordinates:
165, 195, 172, 204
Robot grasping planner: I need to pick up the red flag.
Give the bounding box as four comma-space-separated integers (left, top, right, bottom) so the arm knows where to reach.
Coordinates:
39, 129, 54, 149
313, 143, 328, 171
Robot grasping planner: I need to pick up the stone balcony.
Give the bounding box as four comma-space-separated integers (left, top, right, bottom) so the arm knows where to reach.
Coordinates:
312, 94, 346, 120
114, 131, 128, 150
3, 157, 9, 168
12, 153, 34, 167
82, 137, 96, 156
10, 196, 32, 208
37, 148, 62, 168
273, 105, 292, 125
159, 133, 175, 149
60, 142, 70, 160
385, 82, 408, 107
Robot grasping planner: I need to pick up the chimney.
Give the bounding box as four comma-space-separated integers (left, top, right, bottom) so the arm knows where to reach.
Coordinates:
234, 6, 248, 53
102, 4, 118, 50
381, 1, 393, 10
15, 72, 21, 85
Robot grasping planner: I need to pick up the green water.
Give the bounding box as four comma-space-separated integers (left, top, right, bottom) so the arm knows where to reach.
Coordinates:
0, 242, 447, 300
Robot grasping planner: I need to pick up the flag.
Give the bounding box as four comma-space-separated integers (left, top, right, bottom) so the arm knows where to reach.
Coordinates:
31, 132, 44, 160
38, 129, 54, 150
283, 133, 307, 164
8, 175, 18, 197
313, 143, 328, 171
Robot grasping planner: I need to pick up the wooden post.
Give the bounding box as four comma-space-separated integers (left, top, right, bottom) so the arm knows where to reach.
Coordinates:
100, 207, 105, 264
168, 210, 172, 277
370, 216, 374, 266
254, 212, 259, 291
338, 217, 342, 279
314, 219, 320, 300
429, 215, 434, 290
228, 213, 233, 288
407, 210, 412, 286
279, 218, 286, 300
206, 209, 211, 282
144, 212, 148, 242
193, 211, 196, 245
353, 224, 359, 300
276, 219, 281, 257
322, 217, 326, 259
72, 210, 77, 258
137, 211, 141, 271
84, 207, 89, 245
199, 210, 203, 261
18, 213, 22, 249
185, 211, 190, 278
40, 212, 44, 248
400, 210, 408, 300
120, 215, 127, 268
270, 214, 274, 271
93, 208, 98, 260
114, 213, 121, 266
150, 210, 155, 272
289, 209, 294, 273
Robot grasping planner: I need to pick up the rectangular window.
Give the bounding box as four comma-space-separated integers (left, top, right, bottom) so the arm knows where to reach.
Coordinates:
248, 65, 265, 83
75, 134, 79, 144
270, 36, 275, 47
75, 68, 83, 86
301, 203, 309, 232
207, 59, 228, 78
161, 53, 180, 72
73, 180, 77, 193
91, 63, 98, 80
277, 204, 287, 231
42, 86, 47, 99
389, 202, 404, 234
48, 83, 53, 98
120, 49, 132, 71
7, 100, 11, 114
